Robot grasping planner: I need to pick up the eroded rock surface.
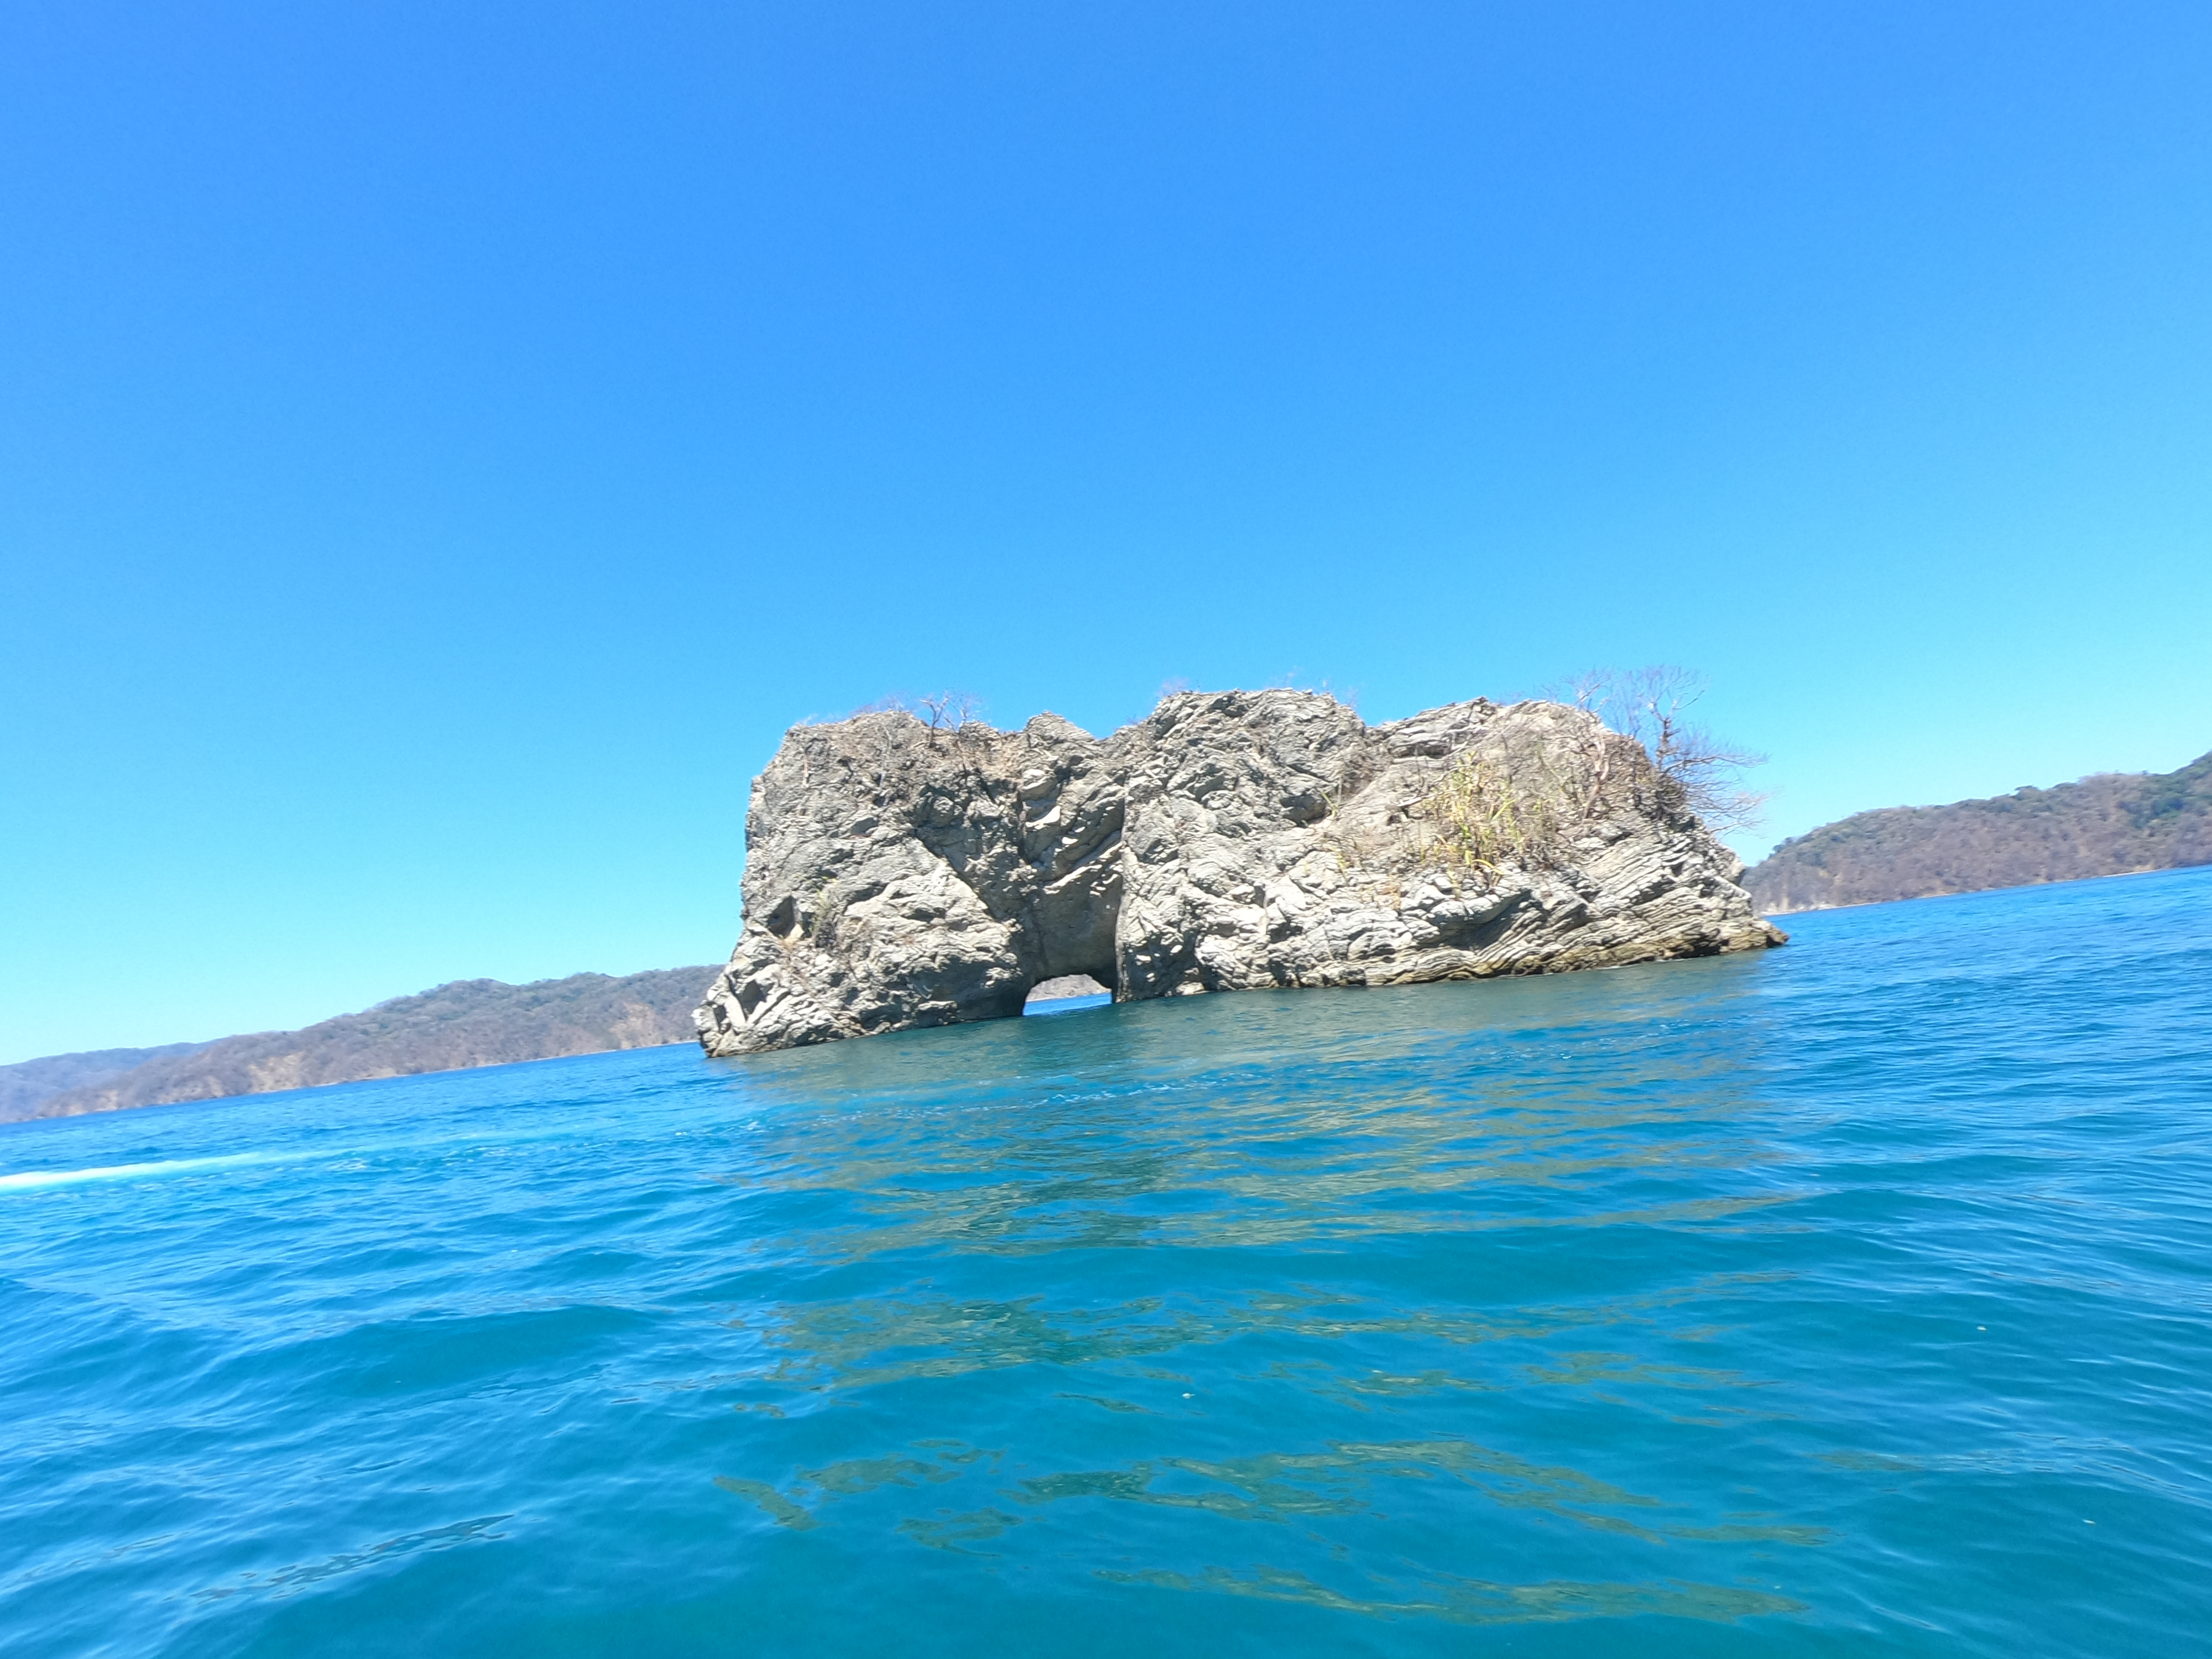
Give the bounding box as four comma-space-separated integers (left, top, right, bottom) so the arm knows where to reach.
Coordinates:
696, 691, 1783, 1056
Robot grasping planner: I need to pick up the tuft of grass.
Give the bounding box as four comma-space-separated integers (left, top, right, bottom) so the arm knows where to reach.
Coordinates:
1420, 753, 1559, 874
802, 881, 847, 950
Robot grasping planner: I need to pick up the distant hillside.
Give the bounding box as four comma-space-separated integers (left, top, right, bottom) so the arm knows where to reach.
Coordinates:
1745, 750, 2212, 914
25, 967, 721, 1120
0, 1041, 215, 1123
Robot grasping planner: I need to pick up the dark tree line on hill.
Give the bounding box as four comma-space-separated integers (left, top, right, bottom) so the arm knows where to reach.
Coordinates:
4, 967, 721, 1122
1745, 750, 2212, 914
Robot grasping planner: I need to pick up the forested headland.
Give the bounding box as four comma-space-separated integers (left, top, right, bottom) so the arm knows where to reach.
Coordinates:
1745, 751, 2212, 913
6, 968, 719, 1121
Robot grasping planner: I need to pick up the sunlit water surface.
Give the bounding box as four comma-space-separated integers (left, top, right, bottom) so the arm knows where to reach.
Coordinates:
5, 868, 2211, 1657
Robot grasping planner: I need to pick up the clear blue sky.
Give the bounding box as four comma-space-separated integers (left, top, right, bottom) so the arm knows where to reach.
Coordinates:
4, 1, 2209, 1062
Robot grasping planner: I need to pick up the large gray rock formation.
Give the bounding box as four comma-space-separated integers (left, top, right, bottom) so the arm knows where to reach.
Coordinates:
696, 690, 1783, 1057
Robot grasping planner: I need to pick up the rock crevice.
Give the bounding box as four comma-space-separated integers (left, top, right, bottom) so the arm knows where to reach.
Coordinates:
696, 690, 1783, 1056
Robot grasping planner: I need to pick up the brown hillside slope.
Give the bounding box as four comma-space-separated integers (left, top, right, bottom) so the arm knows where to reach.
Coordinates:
1745, 750, 2212, 914
34, 967, 720, 1119
0, 1041, 214, 1123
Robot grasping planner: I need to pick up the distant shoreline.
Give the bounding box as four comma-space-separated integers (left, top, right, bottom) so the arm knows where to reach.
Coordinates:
1745, 750, 2209, 914
2, 968, 719, 1125
1757, 860, 2205, 917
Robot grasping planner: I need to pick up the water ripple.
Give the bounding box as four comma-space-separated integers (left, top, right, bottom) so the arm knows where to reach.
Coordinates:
1, 868, 2208, 1656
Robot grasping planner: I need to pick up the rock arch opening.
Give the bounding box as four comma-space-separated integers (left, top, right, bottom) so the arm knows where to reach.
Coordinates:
1022, 973, 1112, 1015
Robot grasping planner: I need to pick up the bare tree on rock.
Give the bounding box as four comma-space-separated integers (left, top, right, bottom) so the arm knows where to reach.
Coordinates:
1553, 666, 1767, 834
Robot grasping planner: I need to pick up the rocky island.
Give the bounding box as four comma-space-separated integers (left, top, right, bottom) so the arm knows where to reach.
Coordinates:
696, 689, 1782, 1056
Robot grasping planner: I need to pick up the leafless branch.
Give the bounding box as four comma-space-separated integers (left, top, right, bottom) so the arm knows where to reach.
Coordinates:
1547, 665, 1767, 833
854, 689, 985, 731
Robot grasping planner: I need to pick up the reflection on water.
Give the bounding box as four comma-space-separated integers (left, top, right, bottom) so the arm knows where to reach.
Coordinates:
724, 958, 1792, 1264
720, 1427, 1825, 1546
1094, 1562, 1805, 1629
682, 964, 1827, 1631
6, 869, 2211, 1656
194, 1517, 513, 1605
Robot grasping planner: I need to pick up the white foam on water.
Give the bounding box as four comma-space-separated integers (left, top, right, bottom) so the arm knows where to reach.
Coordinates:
0, 1154, 272, 1191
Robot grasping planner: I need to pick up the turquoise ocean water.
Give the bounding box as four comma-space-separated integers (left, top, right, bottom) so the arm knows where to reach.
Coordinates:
4, 867, 2210, 1657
